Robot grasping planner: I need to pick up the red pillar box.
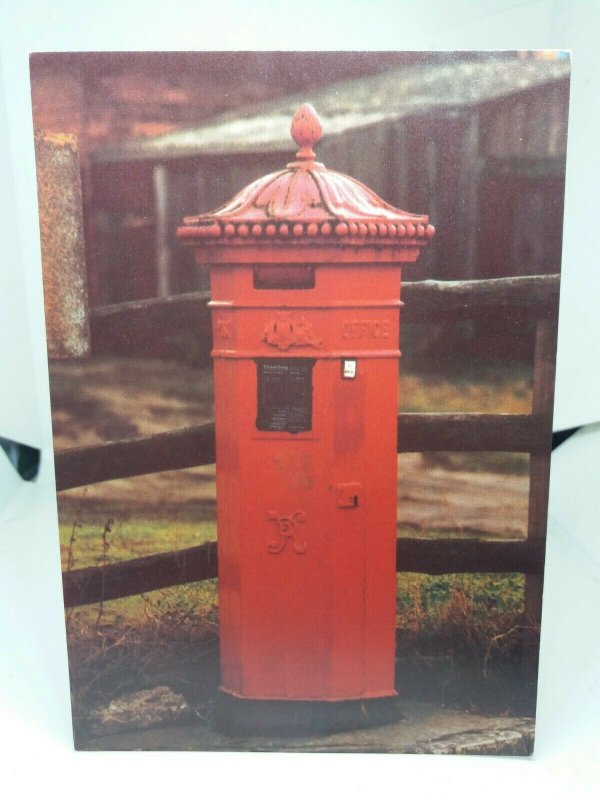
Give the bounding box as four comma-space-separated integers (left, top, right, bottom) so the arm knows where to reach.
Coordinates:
178, 104, 434, 732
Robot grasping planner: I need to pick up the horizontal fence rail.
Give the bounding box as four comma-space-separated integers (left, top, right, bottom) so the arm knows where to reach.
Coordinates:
56, 275, 559, 609
62, 537, 545, 608
88, 275, 560, 358
56, 423, 215, 491
64, 541, 219, 608
54, 412, 550, 492
90, 290, 212, 357
399, 275, 559, 323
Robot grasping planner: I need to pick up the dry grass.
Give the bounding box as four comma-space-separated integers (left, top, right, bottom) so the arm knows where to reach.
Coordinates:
52, 355, 536, 723
65, 567, 534, 723
399, 371, 531, 414
66, 589, 220, 729
394, 572, 538, 713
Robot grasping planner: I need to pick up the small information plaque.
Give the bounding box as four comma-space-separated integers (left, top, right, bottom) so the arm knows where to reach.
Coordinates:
256, 358, 314, 434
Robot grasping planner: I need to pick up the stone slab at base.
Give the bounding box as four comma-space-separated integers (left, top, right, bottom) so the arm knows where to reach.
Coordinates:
79, 699, 535, 755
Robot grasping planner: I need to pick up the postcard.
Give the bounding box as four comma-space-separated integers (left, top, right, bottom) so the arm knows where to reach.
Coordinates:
31, 50, 569, 753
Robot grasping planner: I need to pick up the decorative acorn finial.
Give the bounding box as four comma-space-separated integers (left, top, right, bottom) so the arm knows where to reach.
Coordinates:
290, 103, 323, 161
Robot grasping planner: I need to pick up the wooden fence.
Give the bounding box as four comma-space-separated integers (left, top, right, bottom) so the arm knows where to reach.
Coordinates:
58, 274, 559, 639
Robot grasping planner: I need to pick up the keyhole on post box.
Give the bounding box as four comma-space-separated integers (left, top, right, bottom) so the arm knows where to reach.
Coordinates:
336, 482, 361, 508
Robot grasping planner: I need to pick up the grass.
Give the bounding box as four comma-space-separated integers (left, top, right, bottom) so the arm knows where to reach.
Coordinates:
61, 517, 527, 667
64, 540, 532, 722
61, 517, 217, 568
61, 517, 218, 628
55, 356, 536, 722
399, 369, 532, 414
61, 518, 526, 654
396, 572, 524, 632
60, 505, 534, 724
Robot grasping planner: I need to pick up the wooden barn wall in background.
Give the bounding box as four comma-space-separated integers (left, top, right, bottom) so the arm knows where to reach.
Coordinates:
87, 78, 569, 306
477, 78, 569, 279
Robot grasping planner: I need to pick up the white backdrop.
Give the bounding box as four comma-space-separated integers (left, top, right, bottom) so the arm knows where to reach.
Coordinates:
0, 2, 598, 798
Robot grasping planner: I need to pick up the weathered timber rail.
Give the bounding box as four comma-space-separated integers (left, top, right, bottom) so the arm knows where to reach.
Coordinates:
56, 423, 216, 491
90, 290, 212, 357
63, 538, 545, 608
399, 275, 559, 322
57, 275, 559, 611
54, 412, 549, 492
64, 541, 219, 607
89, 275, 559, 358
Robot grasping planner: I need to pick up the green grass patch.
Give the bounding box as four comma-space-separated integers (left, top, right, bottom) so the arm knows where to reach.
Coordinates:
396, 572, 524, 626
61, 518, 218, 627
66, 580, 219, 629
60, 518, 217, 570
61, 516, 524, 634
62, 518, 530, 719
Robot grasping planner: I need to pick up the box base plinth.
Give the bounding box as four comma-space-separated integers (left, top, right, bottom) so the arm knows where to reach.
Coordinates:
215, 691, 403, 737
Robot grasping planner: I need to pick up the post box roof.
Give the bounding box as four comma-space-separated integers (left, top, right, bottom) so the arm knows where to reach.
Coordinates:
177, 104, 434, 249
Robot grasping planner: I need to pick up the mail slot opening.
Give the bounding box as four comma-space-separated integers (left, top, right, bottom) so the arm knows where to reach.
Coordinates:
256, 358, 315, 434
254, 265, 315, 289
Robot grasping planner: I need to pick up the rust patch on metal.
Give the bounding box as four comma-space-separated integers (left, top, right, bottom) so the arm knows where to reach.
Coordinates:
34, 131, 90, 358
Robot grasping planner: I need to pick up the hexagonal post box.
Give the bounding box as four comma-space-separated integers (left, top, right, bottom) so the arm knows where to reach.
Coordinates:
178, 104, 434, 730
